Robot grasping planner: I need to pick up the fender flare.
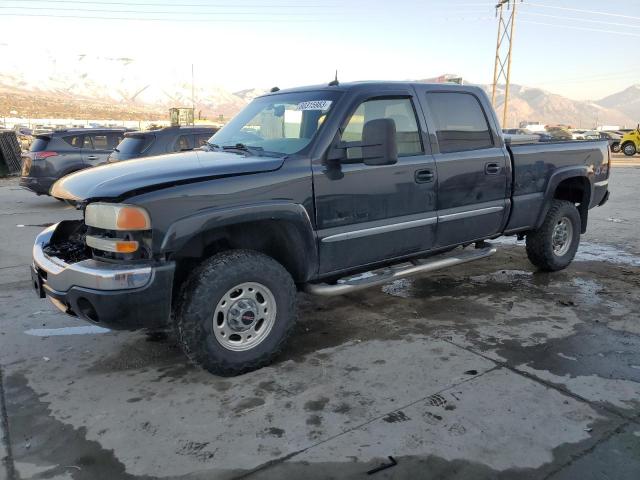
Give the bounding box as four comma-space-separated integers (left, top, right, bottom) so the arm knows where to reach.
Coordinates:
536, 166, 591, 230
160, 201, 318, 280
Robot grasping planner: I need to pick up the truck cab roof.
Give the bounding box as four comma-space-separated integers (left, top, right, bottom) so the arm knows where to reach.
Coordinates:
260, 81, 483, 97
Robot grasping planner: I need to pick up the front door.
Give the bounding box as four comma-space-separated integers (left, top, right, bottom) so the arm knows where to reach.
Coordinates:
313, 93, 438, 274
418, 89, 509, 247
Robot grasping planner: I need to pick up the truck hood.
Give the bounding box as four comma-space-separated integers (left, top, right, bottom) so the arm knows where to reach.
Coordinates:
51, 150, 285, 201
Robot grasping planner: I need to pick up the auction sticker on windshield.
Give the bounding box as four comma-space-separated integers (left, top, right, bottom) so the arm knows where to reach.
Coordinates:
296, 100, 333, 111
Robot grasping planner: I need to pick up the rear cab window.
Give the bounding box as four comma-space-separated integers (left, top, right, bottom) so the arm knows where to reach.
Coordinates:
425, 92, 494, 154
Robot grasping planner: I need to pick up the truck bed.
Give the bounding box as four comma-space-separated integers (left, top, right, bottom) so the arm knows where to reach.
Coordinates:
504, 139, 610, 233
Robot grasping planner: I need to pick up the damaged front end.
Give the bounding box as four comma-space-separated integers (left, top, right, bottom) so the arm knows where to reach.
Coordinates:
42, 220, 91, 264
31, 220, 175, 330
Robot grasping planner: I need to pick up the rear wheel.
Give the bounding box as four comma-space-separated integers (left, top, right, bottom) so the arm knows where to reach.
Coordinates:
611, 142, 621, 153
622, 142, 637, 156
526, 200, 581, 272
175, 250, 297, 376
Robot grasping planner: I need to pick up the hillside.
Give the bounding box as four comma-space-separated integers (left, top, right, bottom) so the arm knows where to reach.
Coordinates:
485, 84, 635, 128
596, 85, 640, 125
0, 67, 637, 127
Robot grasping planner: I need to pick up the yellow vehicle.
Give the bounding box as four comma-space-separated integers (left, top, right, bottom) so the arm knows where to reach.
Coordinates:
621, 125, 640, 156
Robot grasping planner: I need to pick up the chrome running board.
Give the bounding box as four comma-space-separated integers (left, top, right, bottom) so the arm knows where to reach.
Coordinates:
304, 243, 497, 297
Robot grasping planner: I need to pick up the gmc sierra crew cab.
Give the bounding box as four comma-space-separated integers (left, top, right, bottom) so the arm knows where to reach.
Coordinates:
31, 81, 611, 375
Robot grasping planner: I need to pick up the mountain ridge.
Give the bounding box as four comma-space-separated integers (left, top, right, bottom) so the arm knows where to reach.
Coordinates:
1, 70, 637, 127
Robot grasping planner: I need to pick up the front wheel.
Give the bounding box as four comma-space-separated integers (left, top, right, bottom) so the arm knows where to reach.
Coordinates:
175, 250, 297, 376
526, 200, 581, 272
611, 142, 621, 153
622, 142, 637, 157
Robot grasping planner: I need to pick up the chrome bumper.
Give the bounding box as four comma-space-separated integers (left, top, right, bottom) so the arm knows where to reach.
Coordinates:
33, 223, 153, 293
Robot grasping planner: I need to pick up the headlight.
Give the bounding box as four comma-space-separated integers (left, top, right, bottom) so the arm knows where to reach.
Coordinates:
85, 203, 151, 231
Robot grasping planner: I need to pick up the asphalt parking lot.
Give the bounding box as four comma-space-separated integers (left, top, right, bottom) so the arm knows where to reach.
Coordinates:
1, 163, 640, 480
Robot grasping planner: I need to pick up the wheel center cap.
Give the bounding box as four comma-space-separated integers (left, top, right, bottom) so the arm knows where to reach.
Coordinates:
227, 299, 258, 332
241, 311, 255, 325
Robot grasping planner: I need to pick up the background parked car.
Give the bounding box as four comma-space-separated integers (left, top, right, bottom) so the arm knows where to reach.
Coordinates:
545, 127, 573, 141
534, 132, 556, 142
107, 126, 218, 163
620, 127, 640, 156
502, 128, 534, 135
576, 130, 601, 140
599, 131, 621, 152
20, 128, 127, 195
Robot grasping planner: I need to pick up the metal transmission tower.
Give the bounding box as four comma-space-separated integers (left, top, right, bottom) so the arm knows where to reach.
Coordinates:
491, 0, 521, 128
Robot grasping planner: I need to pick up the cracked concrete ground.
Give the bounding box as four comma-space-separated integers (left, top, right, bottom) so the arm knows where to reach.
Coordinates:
1, 167, 639, 480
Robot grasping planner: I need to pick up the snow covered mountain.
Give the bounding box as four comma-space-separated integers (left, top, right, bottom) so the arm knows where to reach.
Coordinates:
0, 52, 637, 127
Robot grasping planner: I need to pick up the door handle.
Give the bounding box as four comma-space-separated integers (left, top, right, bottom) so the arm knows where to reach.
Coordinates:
86, 155, 98, 160
485, 162, 501, 175
415, 169, 434, 183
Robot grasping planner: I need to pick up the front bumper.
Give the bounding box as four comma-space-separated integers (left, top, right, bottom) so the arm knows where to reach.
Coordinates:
31, 224, 175, 330
20, 176, 56, 195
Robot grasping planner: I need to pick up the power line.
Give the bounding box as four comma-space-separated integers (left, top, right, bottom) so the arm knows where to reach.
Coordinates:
520, 20, 640, 38
0, 6, 336, 16
5, 0, 336, 8
0, 13, 337, 22
526, 2, 640, 21
535, 69, 640, 86
522, 11, 640, 29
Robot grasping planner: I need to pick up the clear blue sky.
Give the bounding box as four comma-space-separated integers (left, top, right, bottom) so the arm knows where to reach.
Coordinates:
1, 0, 638, 99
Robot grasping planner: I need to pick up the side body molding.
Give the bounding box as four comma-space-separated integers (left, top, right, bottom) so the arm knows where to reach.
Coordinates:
160, 201, 318, 280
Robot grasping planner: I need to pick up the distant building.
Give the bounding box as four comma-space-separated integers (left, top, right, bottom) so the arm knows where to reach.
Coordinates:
519, 121, 546, 132
422, 74, 464, 85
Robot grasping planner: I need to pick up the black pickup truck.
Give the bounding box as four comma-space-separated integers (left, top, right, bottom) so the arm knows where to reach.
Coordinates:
32, 81, 610, 375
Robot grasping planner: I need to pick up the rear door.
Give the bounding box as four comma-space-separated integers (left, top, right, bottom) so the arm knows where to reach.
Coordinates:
417, 88, 509, 247
82, 132, 113, 166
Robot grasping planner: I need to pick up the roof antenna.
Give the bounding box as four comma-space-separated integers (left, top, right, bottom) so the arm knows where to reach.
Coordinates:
270, 86, 280, 92
328, 70, 339, 86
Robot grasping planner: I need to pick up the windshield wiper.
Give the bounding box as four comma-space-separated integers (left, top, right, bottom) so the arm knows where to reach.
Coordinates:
221, 143, 264, 156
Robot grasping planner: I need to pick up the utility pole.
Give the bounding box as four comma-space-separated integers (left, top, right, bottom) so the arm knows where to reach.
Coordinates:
191, 64, 195, 125
491, 0, 521, 128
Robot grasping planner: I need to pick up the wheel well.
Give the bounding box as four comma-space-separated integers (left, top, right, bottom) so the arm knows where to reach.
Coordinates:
553, 176, 590, 233
170, 220, 312, 300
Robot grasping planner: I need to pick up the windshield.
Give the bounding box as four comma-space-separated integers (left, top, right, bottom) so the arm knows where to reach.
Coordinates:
209, 91, 341, 156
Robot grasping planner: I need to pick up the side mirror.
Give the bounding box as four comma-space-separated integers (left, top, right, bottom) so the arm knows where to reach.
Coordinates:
362, 118, 398, 166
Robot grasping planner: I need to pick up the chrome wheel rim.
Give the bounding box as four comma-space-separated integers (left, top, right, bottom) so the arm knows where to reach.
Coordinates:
623, 144, 636, 155
552, 217, 573, 257
213, 282, 276, 352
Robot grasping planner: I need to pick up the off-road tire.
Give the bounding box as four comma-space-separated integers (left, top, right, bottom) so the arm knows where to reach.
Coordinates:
622, 141, 637, 157
175, 249, 297, 376
526, 200, 581, 272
